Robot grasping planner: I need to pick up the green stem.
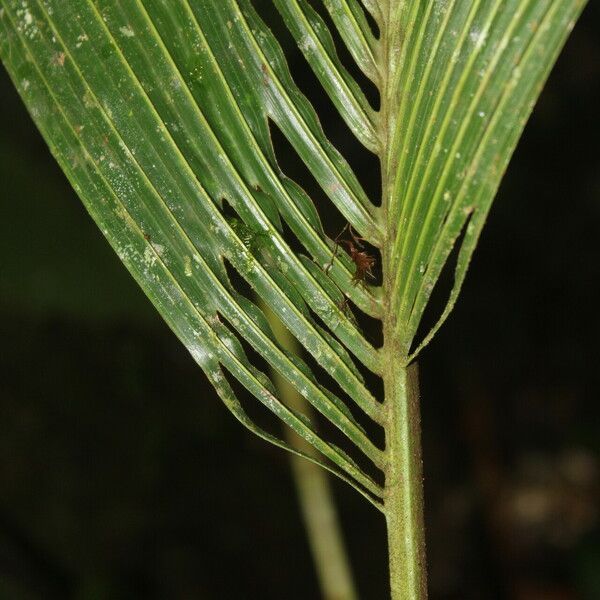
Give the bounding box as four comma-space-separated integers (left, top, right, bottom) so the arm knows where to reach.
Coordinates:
384, 362, 428, 600
260, 300, 358, 600
379, 4, 428, 592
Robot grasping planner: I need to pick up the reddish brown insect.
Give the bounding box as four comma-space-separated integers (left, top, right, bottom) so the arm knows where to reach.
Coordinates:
325, 224, 376, 286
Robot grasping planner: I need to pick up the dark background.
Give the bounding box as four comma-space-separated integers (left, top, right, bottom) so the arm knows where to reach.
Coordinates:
1, 3, 598, 599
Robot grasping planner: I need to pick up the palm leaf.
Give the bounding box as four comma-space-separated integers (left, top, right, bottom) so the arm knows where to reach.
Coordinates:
0, 0, 586, 596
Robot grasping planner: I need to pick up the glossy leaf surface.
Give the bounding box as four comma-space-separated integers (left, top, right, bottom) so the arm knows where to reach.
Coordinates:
0, 0, 586, 509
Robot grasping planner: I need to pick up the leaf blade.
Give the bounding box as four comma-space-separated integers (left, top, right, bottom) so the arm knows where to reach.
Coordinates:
382, 0, 587, 354
0, 0, 385, 493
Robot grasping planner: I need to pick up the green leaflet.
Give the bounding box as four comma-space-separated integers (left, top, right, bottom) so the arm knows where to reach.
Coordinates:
0, 0, 586, 509
273, 0, 379, 151
382, 0, 586, 356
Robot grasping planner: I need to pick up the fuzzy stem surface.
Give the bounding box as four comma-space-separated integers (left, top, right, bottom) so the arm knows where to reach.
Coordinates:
384, 362, 427, 600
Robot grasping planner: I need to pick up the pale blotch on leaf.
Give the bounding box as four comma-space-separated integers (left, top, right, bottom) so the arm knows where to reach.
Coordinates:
184, 255, 193, 277
119, 25, 135, 38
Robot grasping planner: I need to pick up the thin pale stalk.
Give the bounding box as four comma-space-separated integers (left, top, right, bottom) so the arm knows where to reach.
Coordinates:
286, 418, 359, 600
261, 301, 358, 600
384, 362, 427, 600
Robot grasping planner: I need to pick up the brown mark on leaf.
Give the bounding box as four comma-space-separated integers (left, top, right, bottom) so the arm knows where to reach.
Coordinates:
52, 52, 66, 67
261, 63, 269, 85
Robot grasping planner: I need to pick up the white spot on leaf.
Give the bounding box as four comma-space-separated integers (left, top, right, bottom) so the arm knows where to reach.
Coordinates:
75, 33, 89, 48
469, 28, 487, 50
184, 256, 193, 277
150, 241, 165, 257
144, 245, 157, 268
119, 25, 135, 38
298, 36, 314, 53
